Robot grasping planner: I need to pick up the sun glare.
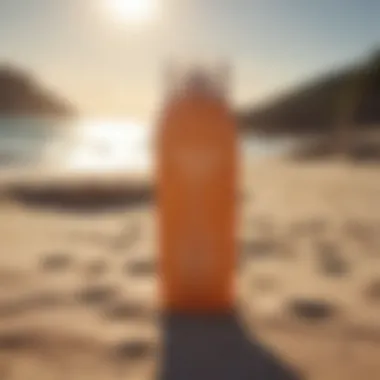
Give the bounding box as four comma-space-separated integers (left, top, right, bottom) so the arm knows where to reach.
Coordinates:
106, 0, 156, 24
46, 120, 151, 173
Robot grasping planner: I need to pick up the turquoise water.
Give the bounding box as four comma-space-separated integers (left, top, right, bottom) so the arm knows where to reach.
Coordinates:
0, 117, 295, 174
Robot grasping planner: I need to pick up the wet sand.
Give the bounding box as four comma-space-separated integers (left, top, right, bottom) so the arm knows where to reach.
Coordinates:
0, 159, 379, 379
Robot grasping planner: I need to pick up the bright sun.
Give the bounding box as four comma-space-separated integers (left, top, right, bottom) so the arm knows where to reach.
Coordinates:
106, 0, 156, 24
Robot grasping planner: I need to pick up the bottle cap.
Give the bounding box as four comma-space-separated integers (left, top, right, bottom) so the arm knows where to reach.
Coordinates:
164, 62, 231, 102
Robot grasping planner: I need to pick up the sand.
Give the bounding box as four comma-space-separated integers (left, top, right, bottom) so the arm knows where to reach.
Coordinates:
0, 158, 379, 379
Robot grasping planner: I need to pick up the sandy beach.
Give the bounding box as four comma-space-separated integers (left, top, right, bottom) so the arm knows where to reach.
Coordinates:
0, 158, 379, 380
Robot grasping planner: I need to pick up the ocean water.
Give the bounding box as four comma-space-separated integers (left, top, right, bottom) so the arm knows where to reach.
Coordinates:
0, 117, 295, 175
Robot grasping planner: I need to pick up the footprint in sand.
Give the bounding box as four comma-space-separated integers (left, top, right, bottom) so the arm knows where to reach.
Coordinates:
76, 284, 119, 306
343, 219, 376, 243
101, 299, 153, 322
0, 331, 39, 352
124, 259, 156, 277
314, 240, 350, 277
289, 218, 327, 237
363, 278, 380, 304
0, 291, 70, 318
287, 298, 338, 323
109, 339, 156, 361
39, 252, 73, 273
241, 238, 278, 260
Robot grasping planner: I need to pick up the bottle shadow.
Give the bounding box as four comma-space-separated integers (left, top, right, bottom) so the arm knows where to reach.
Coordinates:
160, 312, 303, 380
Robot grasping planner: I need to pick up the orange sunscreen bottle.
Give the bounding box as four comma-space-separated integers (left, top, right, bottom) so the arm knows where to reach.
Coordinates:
157, 66, 237, 313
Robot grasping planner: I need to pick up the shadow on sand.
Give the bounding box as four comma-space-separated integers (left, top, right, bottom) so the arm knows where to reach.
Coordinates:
7, 185, 153, 212
160, 313, 302, 380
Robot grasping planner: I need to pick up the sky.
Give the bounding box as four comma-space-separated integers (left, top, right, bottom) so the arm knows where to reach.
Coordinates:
0, 0, 379, 123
